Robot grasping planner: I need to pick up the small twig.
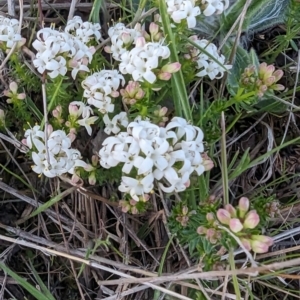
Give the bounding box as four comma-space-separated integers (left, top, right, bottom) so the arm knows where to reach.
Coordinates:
68, 0, 78, 21
7, 0, 16, 16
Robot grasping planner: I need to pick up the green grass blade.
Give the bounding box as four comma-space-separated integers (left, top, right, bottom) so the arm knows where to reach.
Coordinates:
158, 1, 192, 121
0, 261, 51, 300
89, 0, 102, 23
29, 260, 55, 300
153, 235, 174, 300
22, 187, 76, 221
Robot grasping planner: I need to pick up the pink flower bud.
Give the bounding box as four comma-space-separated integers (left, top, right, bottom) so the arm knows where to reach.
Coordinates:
17, 93, 26, 100
46, 124, 53, 136
243, 210, 260, 229
206, 212, 215, 223
104, 46, 112, 53
240, 238, 251, 251
272, 84, 285, 91
182, 206, 188, 215
91, 155, 99, 166
52, 109, 60, 119
88, 172, 96, 185
217, 209, 231, 225
251, 235, 273, 247
273, 69, 283, 81
149, 22, 159, 36
69, 104, 80, 117
111, 91, 119, 98
265, 76, 275, 86
158, 72, 171, 81
161, 62, 181, 74
238, 197, 249, 218
225, 204, 236, 217
84, 164, 94, 172
119, 201, 131, 213
136, 37, 146, 48
250, 240, 269, 253
9, 82, 18, 94
201, 153, 214, 171
121, 32, 131, 44
229, 218, 243, 233
197, 226, 207, 235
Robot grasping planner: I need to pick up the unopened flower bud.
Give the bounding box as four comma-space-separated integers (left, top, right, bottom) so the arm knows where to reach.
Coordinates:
88, 172, 96, 185
158, 72, 171, 81
136, 37, 146, 48
149, 22, 159, 36
217, 209, 231, 225
201, 153, 214, 171
161, 62, 181, 74
229, 218, 243, 233
91, 155, 99, 166
243, 210, 260, 229
225, 204, 236, 217
197, 226, 207, 235
69, 103, 80, 117
240, 238, 251, 251
121, 32, 131, 44
206, 212, 215, 223
273, 69, 283, 81
238, 197, 249, 218
46, 124, 53, 136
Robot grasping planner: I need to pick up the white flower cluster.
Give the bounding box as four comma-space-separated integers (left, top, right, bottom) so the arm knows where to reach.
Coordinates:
105, 23, 142, 61
68, 101, 98, 136
165, 0, 229, 29
24, 125, 86, 178
0, 16, 23, 48
99, 116, 211, 201
119, 37, 171, 84
32, 16, 101, 79
103, 112, 129, 135
166, 0, 201, 28
82, 70, 125, 114
187, 36, 232, 80
201, 0, 229, 16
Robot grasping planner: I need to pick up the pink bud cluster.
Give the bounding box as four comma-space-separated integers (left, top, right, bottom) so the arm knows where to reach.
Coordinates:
216, 197, 273, 253
176, 206, 196, 227
119, 194, 150, 214
241, 63, 285, 97
120, 81, 145, 105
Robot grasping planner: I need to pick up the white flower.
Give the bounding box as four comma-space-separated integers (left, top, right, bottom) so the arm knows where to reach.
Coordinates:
103, 112, 128, 135
0, 17, 22, 48
106, 22, 142, 61
118, 38, 171, 84
32, 18, 99, 79
77, 116, 99, 135
82, 70, 125, 114
167, 0, 201, 29
201, 0, 229, 16
25, 126, 85, 178
46, 56, 67, 78
190, 37, 232, 80
119, 173, 154, 201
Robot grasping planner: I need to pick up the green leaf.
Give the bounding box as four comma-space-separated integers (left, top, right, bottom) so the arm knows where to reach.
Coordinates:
21, 187, 76, 221
0, 262, 52, 300
226, 44, 251, 93
158, 0, 192, 121
29, 260, 55, 300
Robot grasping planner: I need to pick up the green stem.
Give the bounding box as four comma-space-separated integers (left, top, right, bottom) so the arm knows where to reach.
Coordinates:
229, 250, 242, 299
